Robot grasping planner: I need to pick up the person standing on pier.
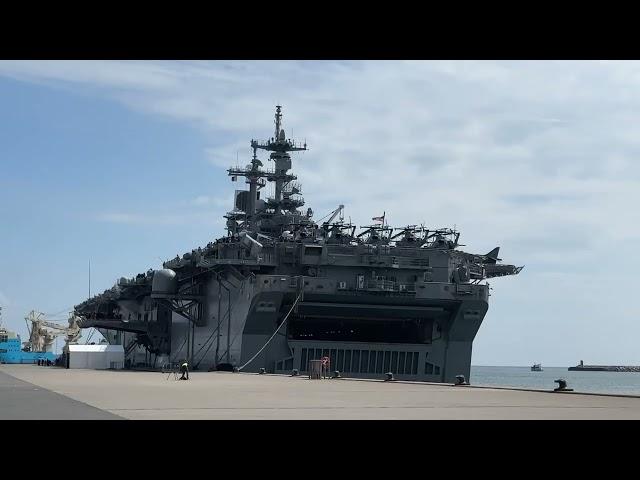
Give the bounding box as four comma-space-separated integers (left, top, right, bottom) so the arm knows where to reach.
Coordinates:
180, 361, 189, 380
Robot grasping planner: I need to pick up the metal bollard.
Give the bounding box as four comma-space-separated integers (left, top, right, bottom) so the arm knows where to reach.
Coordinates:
332, 370, 341, 378
454, 375, 470, 386
554, 378, 573, 392
385, 372, 395, 381
291, 369, 299, 376
259, 368, 266, 374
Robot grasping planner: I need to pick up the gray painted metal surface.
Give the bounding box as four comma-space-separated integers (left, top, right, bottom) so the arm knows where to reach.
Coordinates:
73, 106, 522, 383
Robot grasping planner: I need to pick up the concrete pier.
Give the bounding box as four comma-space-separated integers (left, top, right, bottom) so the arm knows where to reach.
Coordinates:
2, 364, 640, 420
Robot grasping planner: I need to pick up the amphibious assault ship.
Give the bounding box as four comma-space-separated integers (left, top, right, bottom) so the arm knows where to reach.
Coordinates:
73, 106, 522, 382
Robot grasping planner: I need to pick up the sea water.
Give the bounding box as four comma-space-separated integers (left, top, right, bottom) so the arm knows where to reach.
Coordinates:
470, 366, 640, 396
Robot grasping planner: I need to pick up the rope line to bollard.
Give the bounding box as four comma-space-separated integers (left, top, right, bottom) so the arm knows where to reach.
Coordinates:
237, 289, 303, 372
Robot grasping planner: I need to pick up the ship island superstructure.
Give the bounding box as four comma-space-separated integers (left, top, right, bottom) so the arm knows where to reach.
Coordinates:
73, 106, 522, 382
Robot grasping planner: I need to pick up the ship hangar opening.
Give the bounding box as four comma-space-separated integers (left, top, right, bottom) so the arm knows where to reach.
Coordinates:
286, 301, 455, 344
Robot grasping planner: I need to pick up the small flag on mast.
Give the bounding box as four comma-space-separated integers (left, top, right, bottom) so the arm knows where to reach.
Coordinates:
372, 212, 385, 223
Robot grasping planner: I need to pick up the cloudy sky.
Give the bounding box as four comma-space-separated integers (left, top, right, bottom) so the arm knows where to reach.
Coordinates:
1, 60, 638, 366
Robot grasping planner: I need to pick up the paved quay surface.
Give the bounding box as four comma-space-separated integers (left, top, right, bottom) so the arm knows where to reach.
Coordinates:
0, 369, 121, 420
3, 364, 640, 419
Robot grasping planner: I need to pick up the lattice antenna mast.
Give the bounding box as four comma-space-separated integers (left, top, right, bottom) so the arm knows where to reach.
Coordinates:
250, 106, 307, 213
226, 106, 309, 234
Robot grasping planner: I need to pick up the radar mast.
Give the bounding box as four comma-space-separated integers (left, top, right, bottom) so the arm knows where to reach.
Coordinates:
227, 106, 308, 234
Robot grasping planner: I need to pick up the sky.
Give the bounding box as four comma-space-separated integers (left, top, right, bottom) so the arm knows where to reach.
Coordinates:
1, 60, 639, 366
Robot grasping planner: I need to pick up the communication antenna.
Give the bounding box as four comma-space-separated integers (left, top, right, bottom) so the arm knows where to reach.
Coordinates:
88, 259, 91, 298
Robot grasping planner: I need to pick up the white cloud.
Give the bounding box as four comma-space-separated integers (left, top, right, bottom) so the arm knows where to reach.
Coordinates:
189, 195, 229, 208
3, 60, 640, 365
191, 196, 211, 206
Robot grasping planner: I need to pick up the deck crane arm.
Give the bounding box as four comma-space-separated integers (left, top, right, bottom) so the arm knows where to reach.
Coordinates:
323, 205, 344, 226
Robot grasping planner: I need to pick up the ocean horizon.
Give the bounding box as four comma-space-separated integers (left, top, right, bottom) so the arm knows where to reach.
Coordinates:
470, 365, 640, 396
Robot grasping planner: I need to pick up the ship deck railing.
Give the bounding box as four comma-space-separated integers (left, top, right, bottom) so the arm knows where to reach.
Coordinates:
332, 282, 418, 297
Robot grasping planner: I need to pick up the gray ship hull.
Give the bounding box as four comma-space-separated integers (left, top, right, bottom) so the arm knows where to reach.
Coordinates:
91, 271, 489, 383
75, 105, 521, 383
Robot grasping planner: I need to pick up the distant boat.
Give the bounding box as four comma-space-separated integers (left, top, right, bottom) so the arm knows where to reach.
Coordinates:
531, 363, 543, 372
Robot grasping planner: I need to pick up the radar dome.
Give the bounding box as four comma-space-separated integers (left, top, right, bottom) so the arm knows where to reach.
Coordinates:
152, 269, 177, 295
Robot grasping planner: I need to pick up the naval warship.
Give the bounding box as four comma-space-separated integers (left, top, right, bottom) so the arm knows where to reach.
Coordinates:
73, 106, 522, 382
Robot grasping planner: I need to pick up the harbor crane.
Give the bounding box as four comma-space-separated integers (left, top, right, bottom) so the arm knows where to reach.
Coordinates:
23, 310, 82, 353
